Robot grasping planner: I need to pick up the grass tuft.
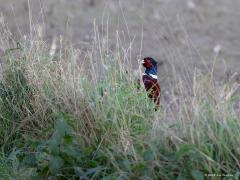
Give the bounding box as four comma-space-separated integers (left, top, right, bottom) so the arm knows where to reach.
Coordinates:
0, 31, 239, 179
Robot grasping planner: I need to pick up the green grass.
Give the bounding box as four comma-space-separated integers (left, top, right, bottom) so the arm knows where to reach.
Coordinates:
0, 36, 239, 179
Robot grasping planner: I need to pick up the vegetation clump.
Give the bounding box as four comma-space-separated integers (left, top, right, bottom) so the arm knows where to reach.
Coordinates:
0, 38, 239, 179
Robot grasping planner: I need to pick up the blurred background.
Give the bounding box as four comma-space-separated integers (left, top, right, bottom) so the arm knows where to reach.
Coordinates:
0, 0, 239, 81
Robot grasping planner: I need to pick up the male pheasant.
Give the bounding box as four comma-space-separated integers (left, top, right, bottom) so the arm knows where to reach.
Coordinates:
141, 57, 161, 108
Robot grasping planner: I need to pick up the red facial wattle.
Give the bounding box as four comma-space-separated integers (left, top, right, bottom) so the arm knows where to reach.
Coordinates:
142, 59, 153, 68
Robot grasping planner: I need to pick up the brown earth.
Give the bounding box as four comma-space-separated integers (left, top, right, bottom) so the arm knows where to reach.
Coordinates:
0, 0, 239, 82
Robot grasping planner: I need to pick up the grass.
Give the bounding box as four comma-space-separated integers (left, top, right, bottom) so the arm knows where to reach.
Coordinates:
0, 27, 239, 179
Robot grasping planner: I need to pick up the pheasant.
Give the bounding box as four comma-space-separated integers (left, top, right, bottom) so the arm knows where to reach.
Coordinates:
141, 57, 161, 108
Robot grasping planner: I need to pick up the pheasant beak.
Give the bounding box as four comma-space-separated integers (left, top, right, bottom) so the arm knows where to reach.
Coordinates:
137, 59, 145, 65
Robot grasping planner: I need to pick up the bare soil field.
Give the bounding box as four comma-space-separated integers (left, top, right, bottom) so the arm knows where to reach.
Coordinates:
0, 0, 239, 81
